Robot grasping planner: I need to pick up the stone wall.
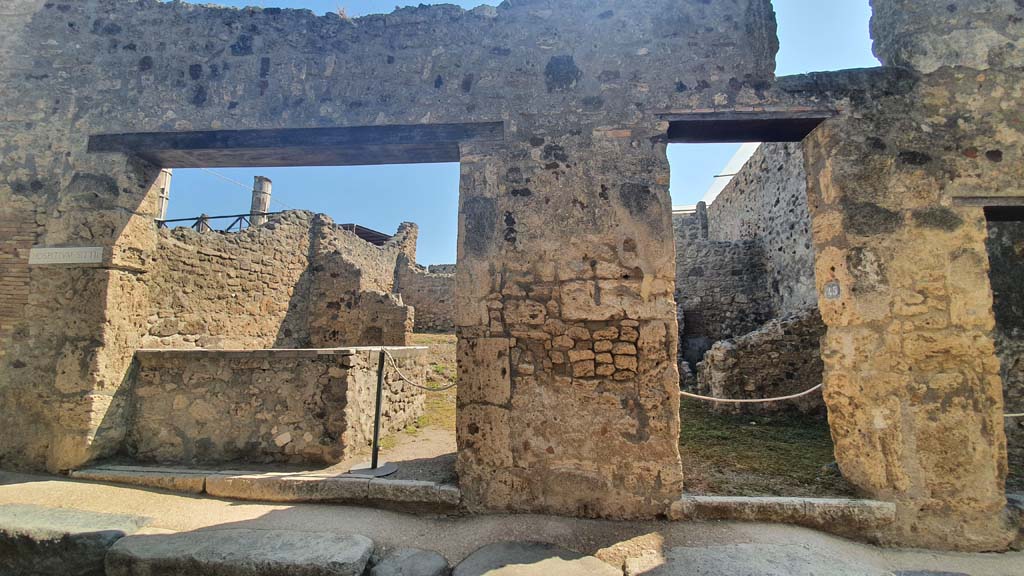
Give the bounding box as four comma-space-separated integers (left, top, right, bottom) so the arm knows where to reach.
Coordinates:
673, 206, 772, 368
870, 0, 1024, 74
144, 211, 415, 349
696, 309, 826, 415
0, 0, 785, 516
126, 347, 428, 466
2, 0, 1020, 550
986, 219, 1024, 481
801, 65, 1020, 549
708, 142, 817, 316
396, 255, 456, 334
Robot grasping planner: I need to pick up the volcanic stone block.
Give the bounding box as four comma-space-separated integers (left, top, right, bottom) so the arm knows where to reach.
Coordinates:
453, 542, 620, 576
105, 529, 374, 576
0, 504, 146, 576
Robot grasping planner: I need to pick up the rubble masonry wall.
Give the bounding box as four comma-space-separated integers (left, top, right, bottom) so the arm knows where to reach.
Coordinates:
127, 348, 428, 465
145, 211, 414, 350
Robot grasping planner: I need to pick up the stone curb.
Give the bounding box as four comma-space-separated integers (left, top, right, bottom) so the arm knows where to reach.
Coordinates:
72, 466, 463, 514
669, 495, 896, 537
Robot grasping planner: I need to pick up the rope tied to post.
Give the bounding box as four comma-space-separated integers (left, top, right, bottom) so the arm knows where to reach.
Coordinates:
381, 347, 457, 392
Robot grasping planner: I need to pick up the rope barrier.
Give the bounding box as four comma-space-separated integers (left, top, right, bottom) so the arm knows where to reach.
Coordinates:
680, 383, 1024, 419
680, 384, 823, 404
382, 347, 457, 392
379, 345, 1024, 418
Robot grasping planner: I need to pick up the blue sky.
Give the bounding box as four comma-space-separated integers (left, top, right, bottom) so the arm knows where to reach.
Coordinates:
163, 0, 879, 264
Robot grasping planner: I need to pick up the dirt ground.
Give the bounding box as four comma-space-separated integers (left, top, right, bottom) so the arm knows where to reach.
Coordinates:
678, 399, 857, 498
327, 333, 458, 483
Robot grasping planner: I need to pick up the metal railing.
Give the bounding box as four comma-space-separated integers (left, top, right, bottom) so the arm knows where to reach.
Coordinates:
155, 212, 282, 233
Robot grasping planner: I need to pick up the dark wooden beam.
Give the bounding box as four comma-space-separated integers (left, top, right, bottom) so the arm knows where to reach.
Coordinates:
662, 111, 834, 143
88, 122, 504, 168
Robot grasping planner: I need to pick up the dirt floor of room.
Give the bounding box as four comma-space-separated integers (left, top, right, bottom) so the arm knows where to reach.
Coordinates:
678, 399, 857, 498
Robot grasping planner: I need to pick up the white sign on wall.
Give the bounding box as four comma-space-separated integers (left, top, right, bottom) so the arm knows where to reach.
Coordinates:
28, 247, 105, 266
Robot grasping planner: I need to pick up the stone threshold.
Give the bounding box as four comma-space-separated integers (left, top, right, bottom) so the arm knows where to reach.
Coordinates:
670, 494, 896, 537
70, 464, 462, 514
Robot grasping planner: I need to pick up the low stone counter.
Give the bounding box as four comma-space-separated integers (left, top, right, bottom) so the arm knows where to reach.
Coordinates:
125, 347, 429, 466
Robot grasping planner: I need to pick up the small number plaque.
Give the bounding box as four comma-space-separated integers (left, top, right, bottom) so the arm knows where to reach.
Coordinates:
823, 281, 842, 300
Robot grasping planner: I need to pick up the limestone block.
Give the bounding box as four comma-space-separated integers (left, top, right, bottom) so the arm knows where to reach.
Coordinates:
457, 338, 511, 406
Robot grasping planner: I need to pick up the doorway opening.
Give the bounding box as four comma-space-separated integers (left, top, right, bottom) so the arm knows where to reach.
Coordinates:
667, 113, 855, 498
984, 206, 1024, 494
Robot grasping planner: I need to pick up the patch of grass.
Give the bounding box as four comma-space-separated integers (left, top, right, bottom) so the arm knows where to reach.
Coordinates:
679, 399, 857, 497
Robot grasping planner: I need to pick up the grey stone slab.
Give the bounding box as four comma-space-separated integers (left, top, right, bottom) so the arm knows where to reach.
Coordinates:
452, 542, 620, 576
205, 475, 370, 503
644, 544, 891, 576
105, 528, 374, 576
0, 503, 147, 576
371, 548, 451, 576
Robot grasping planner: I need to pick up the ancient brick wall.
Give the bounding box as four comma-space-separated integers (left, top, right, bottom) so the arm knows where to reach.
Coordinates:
708, 142, 817, 316
126, 348, 428, 465
673, 206, 772, 368
145, 211, 413, 349
395, 256, 456, 334
696, 309, 826, 415
987, 219, 1024, 481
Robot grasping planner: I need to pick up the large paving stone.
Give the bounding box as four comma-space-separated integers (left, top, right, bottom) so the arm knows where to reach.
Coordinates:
370, 547, 451, 576
105, 528, 374, 576
452, 541, 620, 576
0, 503, 147, 576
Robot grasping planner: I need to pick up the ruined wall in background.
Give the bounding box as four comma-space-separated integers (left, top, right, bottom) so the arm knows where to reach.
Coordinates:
126, 348, 428, 465
145, 211, 413, 349
708, 142, 817, 315
396, 255, 456, 333
673, 206, 772, 369
145, 212, 314, 349
696, 308, 826, 415
987, 219, 1024, 482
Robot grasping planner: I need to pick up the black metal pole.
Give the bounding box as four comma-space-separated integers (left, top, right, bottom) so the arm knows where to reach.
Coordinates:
370, 349, 386, 470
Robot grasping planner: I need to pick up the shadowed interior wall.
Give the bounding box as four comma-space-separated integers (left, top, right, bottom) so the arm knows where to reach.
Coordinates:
987, 219, 1024, 485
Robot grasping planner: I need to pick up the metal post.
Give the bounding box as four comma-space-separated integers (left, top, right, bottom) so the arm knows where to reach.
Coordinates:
349, 349, 398, 477
371, 349, 386, 470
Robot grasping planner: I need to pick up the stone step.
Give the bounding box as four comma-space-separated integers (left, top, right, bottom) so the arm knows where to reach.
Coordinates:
0, 503, 148, 576
71, 465, 462, 513
669, 495, 896, 538
106, 529, 374, 576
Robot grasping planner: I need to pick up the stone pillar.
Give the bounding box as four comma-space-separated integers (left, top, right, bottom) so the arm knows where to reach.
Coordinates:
250, 176, 272, 226
454, 131, 683, 519
156, 169, 172, 221
870, 0, 1024, 73
803, 77, 1015, 550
